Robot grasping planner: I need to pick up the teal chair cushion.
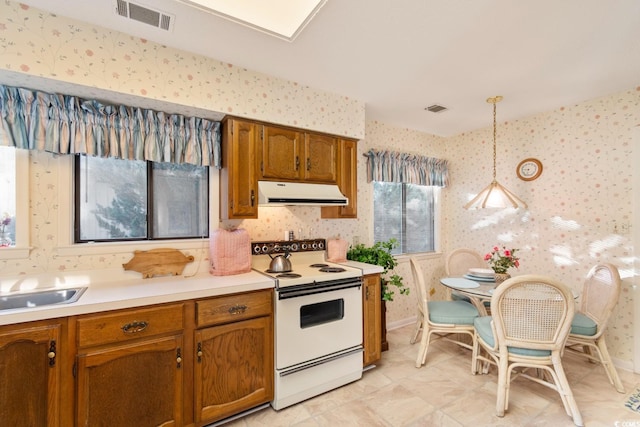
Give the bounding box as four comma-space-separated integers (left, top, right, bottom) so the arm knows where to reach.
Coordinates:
428, 300, 478, 325
474, 316, 552, 357
570, 312, 597, 336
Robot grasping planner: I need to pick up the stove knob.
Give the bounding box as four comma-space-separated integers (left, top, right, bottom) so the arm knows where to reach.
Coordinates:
290, 243, 298, 251
253, 246, 261, 253
311, 242, 317, 249
318, 242, 325, 249
273, 244, 281, 252
262, 245, 269, 253
301, 243, 308, 250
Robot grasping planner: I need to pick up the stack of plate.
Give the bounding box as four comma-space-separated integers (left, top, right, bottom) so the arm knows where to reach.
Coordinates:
463, 267, 495, 282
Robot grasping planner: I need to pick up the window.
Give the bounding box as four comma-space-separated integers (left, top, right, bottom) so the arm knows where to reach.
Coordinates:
0, 146, 17, 247
0, 146, 29, 258
75, 156, 208, 242
373, 182, 439, 254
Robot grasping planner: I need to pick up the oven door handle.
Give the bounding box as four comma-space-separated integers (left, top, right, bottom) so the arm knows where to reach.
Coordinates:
277, 278, 362, 300
279, 346, 363, 377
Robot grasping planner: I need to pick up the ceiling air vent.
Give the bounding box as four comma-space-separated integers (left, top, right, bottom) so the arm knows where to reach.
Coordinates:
115, 0, 174, 31
425, 104, 448, 113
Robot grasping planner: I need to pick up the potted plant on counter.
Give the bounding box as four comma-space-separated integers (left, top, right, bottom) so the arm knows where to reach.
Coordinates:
347, 238, 409, 351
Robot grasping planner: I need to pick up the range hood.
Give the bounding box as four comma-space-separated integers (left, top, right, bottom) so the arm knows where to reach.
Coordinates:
258, 181, 348, 206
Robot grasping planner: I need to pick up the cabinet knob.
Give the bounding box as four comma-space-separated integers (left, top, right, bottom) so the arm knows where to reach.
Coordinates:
250, 189, 255, 207
307, 158, 311, 171
48, 340, 57, 366
295, 156, 300, 171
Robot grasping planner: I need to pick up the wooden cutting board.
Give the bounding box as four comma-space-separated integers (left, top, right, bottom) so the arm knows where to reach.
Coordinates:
123, 248, 195, 278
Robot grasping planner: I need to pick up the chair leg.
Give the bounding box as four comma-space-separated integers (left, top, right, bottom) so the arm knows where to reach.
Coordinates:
415, 326, 432, 368
551, 355, 584, 427
410, 313, 423, 345
495, 357, 509, 417
596, 337, 625, 393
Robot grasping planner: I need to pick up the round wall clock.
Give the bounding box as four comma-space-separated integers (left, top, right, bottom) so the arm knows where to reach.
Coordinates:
516, 158, 543, 181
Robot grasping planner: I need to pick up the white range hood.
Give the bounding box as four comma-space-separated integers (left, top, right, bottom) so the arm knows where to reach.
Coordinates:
258, 181, 348, 206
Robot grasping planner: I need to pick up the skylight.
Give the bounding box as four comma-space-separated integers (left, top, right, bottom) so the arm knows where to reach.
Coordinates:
178, 0, 327, 41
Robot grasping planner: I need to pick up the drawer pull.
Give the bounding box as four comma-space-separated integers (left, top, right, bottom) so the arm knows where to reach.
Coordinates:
228, 304, 248, 315
121, 320, 149, 334
197, 343, 203, 363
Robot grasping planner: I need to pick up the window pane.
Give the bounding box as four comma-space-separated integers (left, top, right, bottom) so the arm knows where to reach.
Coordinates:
0, 146, 16, 247
152, 162, 208, 238
77, 156, 147, 241
373, 181, 437, 255
405, 184, 435, 253
374, 182, 402, 252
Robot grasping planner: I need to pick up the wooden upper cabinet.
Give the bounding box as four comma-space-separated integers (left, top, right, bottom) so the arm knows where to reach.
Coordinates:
322, 139, 358, 218
260, 124, 337, 184
260, 125, 303, 181
303, 133, 338, 183
221, 118, 259, 219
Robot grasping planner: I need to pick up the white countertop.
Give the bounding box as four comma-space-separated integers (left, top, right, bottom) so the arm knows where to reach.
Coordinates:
0, 271, 275, 326
341, 260, 384, 275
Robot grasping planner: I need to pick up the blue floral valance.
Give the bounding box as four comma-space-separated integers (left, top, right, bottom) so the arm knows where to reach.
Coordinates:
0, 84, 221, 167
364, 149, 449, 187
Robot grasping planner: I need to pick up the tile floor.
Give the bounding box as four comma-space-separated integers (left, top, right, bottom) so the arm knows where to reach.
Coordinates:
224, 324, 640, 426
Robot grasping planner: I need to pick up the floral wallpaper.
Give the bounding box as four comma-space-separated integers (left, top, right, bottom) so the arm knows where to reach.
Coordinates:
0, 0, 638, 367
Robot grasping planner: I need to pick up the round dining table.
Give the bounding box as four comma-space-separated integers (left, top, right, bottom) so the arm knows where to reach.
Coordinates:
439, 276, 496, 315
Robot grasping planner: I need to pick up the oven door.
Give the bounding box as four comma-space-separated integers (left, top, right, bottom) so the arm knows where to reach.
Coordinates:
275, 278, 363, 369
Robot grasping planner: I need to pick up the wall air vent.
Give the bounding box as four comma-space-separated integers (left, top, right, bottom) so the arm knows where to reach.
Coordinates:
115, 0, 174, 31
425, 104, 448, 113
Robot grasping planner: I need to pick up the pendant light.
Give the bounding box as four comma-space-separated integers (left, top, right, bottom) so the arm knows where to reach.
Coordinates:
464, 96, 528, 209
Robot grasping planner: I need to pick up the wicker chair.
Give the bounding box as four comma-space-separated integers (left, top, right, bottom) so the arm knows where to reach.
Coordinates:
445, 247, 489, 308
445, 248, 486, 276
409, 257, 479, 370
565, 263, 624, 393
472, 275, 583, 426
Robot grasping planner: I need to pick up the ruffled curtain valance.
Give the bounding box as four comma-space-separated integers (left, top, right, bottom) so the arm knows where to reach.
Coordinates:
364, 149, 449, 187
0, 84, 221, 167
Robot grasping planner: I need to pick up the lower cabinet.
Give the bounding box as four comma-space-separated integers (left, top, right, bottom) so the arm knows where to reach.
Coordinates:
362, 273, 382, 367
75, 303, 186, 427
194, 290, 274, 426
1, 289, 275, 427
0, 318, 66, 427
76, 335, 184, 427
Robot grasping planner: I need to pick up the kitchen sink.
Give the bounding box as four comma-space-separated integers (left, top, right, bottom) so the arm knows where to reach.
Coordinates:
0, 287, 87, 311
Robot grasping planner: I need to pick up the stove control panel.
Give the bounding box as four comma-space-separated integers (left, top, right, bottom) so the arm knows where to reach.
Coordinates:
251, 239, 326, 255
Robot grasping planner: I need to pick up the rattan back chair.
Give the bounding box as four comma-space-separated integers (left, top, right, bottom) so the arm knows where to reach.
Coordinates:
565, 263, 624, 393
472, 275, 583, 426
409, 257, 479, 370
445, 248, 486, 276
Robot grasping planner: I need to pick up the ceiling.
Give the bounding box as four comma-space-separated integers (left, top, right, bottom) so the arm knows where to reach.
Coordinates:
16, 0, 640, 137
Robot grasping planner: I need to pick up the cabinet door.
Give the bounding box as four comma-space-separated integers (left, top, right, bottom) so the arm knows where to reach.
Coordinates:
0, 321, 63, 427
221, 118, 259, 219
362, 274, 382, 367
321, 139, 358, 218
260, 125, 303, 181
194, 316, 273, 424
76, 335, 183, 427
303, 133, 338, 183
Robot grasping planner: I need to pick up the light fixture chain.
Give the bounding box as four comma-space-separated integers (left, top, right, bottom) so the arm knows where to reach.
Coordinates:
492, 101, 497, 180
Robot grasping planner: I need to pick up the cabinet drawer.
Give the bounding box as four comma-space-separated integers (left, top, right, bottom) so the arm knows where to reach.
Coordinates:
77, 303, 184, 348
196, 290, 272, 327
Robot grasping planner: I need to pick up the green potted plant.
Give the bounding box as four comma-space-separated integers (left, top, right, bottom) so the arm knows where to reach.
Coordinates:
347, 238, 409, 301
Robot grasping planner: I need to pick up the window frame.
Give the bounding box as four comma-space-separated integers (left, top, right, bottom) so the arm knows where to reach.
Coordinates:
73, 156, 209, 243
373, 181, 441, 256
56, 155, 219, 256
0, 147, 30, 260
